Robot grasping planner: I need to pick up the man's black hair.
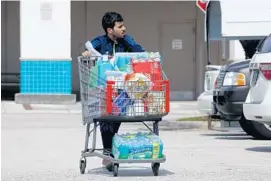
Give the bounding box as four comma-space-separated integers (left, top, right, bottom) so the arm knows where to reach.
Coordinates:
102, 12, 124, 33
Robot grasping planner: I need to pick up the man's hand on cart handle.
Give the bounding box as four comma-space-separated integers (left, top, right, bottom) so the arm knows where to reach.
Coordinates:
82, 51, 91, 57
82, 51, 115, 59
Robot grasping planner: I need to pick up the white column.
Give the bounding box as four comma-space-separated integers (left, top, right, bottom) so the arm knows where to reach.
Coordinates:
19, 0, 72, 95
20, 0, 70, 59
229, 40, 245, 61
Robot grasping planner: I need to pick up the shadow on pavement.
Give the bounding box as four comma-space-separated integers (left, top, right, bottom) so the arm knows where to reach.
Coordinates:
201, 133, 247, 137
201, 132, 271, 141
214, 136, 254, 140
87, 165, 175, 177
246, 146, 271, 153
201, 132, 256, 140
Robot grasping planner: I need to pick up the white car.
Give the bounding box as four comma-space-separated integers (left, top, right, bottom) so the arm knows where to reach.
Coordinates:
244, 34, 271, 127
197, 65, 221, 115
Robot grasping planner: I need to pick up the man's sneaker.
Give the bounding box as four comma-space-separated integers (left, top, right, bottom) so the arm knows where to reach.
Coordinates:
102, 150, 114, 172
102, 159, 113, 172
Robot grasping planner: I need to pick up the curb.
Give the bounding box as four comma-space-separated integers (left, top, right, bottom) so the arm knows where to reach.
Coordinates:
159, 120, 221, 130
134, 120, 221, 131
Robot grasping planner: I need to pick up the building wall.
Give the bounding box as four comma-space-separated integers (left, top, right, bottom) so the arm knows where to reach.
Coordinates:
1, 1, 20, 76
2, 1, 227, 100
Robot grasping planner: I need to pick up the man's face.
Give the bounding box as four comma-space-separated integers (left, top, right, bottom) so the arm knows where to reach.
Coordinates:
108, 21, 126, 39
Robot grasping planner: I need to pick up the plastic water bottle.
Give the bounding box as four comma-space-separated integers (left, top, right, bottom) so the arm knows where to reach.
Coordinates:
112, 134, 120, 158
121, 134, 130, 159
145, 136, 152, 159
128, 139, 134, 159
97, 59, 114, 86
152, 134, 163, 158
139, 139, 145, 159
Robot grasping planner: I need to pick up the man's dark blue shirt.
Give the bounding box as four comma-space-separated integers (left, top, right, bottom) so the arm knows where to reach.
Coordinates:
87, 34, 145, 55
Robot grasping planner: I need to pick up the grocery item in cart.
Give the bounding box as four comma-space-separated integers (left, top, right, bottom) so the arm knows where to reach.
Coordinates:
115, 52, 156, 60
113, 52, 161, 72
126, 100, 148, 116
144, 132, 163, 159
105, 71, 127, 89
132, 60, 163, 91
112, 132, 164, 160
113, 90, 134, 116
89, 63, 98, 88
97, 56, 114, 86
124, 73, 151, 100
114, 55, 133, 73
147, 91, 166, 115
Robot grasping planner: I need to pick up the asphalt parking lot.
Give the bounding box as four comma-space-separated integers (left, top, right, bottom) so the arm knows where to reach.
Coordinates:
2, 114, 271, 181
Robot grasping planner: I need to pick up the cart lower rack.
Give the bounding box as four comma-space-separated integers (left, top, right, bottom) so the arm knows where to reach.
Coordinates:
77, 54, 170, 177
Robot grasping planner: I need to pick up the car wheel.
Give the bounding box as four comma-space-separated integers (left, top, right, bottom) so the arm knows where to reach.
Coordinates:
250, 121, 271, 140
239, 116, 271, 140
239, 117, 254, 136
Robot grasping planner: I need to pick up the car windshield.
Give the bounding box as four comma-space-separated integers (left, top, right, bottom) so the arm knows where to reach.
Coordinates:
257, 34, 271, 53
239, 40, 262, 59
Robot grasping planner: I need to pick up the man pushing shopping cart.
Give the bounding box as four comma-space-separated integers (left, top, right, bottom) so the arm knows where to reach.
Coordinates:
82, 11, 145, 171
79, 11, 169, 177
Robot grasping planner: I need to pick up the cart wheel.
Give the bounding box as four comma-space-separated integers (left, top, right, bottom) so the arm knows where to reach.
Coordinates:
79, 158, 87, 174
151, 163, 160, 176
113, 164, 119, 177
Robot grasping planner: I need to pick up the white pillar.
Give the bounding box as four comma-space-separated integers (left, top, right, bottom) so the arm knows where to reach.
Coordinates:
229, 40, 245, 61
19, 0, 72, 95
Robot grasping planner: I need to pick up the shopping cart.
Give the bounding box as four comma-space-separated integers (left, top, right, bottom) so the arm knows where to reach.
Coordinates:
77, 54, 170, 177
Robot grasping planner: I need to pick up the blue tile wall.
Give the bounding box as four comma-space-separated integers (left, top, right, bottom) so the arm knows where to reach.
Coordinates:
20, 60, 72, 94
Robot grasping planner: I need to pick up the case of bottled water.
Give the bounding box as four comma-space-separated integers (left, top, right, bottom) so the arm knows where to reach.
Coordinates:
112, 132, 163, 160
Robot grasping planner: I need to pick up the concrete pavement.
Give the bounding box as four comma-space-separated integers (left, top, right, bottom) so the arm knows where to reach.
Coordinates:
2, 101, 217, 130
2, 113, 271, 181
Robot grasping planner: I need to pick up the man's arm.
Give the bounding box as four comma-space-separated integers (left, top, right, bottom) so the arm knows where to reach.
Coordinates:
82, 36, 103, 56
85, 36, 102, 52
122, 35, 145, 52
